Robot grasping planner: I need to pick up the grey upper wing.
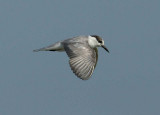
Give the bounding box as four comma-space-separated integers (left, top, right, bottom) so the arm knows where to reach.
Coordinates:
63, 42, 98, 80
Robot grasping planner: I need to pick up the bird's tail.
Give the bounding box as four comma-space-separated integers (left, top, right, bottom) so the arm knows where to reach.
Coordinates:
33, 41, 63, 52
33, 47, 49, 52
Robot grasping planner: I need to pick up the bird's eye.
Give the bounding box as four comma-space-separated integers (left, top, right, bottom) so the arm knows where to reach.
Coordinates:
99, 41, 102, 43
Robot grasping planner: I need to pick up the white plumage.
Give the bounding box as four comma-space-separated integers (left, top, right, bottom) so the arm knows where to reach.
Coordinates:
34, 35, 109, 80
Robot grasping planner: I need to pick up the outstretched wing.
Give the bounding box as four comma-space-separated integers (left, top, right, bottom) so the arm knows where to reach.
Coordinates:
63, 42, 98, 80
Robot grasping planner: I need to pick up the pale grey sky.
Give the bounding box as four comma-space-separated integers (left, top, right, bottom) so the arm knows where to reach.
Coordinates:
0, 0, 160, 115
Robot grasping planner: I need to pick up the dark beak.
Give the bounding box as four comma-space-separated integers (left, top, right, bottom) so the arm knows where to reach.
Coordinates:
101, 45, 109, 53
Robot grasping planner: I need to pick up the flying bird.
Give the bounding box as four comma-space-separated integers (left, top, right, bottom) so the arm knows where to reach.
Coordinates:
34, 35, 109, 80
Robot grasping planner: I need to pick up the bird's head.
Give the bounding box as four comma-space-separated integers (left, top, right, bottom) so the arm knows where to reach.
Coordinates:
89, 35, 109, 53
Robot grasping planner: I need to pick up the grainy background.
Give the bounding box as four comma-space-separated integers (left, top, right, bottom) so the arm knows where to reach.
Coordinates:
0, 0, 160, 115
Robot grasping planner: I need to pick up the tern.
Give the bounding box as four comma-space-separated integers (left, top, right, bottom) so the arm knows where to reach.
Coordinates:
34, 35, 109, 80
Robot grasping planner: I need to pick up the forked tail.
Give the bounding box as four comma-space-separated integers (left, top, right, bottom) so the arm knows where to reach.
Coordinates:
33, 41, 63, 52
33, 48, 48, 52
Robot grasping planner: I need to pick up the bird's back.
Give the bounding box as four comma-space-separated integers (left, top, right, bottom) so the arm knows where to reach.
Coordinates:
62, 36, 89, 45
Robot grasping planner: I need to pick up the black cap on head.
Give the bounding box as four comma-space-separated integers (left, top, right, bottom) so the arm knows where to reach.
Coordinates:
91, 35, 109, 53
91, 35, 103, 43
